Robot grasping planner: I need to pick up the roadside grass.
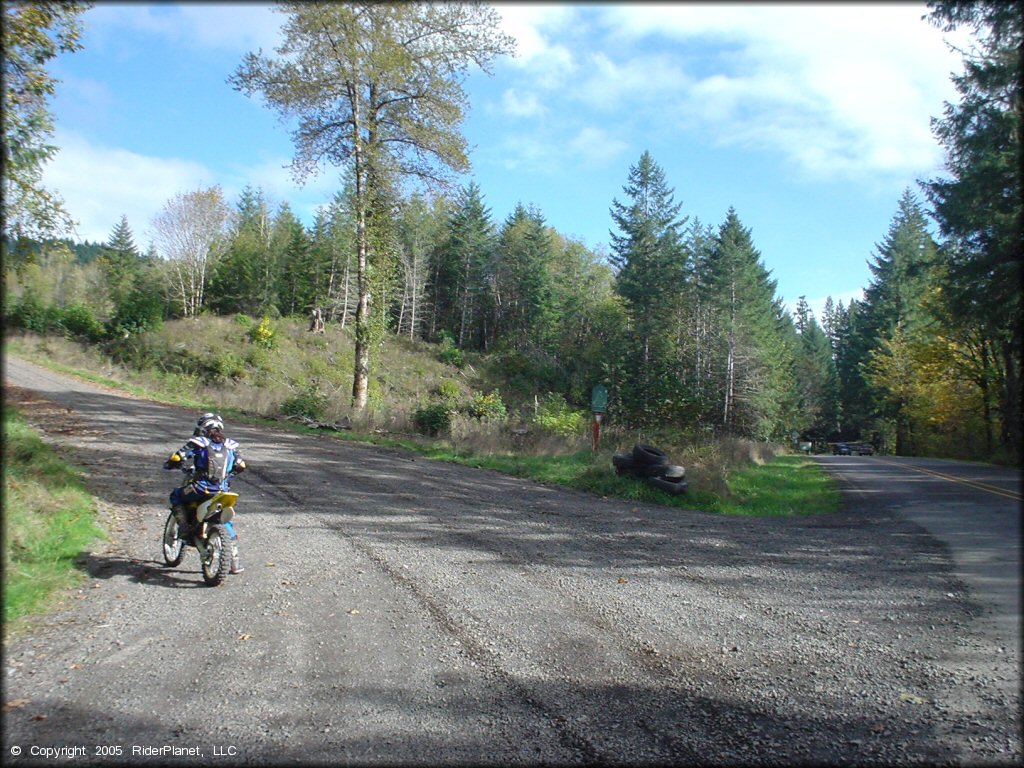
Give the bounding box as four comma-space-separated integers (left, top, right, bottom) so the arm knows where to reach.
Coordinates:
3, 407, 105, 627
419, 446, 840, 516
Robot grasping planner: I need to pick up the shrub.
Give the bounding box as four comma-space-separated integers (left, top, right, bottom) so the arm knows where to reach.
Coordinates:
248, 316, 276, 349
106, 286, 165, 338
58, 304, 105, 342
437, 331, 464, 368
413, 402, 453, 436
466, 389, 507, 421
533, 393, 586, 437
281, 384, 328, 420
8, 293, 56, 334
435, 379, 462, 404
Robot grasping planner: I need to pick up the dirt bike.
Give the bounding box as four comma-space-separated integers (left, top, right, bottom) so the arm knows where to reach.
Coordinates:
162, 486, 240, 586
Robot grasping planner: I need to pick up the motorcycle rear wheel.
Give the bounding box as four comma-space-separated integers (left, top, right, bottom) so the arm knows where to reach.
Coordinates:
162, 512, 185, 566
201, 524, 232, 586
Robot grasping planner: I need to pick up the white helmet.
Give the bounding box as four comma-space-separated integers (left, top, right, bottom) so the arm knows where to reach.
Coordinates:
197, 412, 223, 429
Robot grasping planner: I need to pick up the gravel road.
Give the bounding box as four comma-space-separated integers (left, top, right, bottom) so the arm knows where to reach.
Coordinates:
3, 355, 1020, 766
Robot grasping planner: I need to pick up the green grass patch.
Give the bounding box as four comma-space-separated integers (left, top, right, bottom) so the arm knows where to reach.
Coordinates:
3, 407, 105, 626
425, 448, 839, 517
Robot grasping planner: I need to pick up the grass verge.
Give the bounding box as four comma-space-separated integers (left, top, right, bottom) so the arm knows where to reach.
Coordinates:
3, 406, 105, 627
422, 447, 841, 516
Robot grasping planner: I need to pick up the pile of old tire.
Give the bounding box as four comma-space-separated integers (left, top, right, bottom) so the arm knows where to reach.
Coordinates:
612, 444, 688, 495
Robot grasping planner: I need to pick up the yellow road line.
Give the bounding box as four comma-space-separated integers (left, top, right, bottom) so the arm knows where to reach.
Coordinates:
875, 457, 1022, 501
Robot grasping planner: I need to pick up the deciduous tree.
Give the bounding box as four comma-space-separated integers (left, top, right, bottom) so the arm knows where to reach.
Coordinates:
231, 1, 514, 409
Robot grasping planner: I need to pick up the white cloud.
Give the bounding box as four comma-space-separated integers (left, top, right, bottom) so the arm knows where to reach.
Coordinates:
82, 3, 282, 55
498, 4, 575, 64
40, 130, 333, 245
568, 127, 630, 168
501, 88, 545, 118
521, 4, 969, 184
43, 131, 218, 244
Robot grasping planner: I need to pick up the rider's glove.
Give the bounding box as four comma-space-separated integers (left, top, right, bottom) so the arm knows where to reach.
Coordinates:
163, 452, 182, 470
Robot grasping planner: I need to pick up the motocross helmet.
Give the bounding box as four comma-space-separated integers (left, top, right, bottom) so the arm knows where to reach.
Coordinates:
203, 418, 225, 442
197, 412, 222, 429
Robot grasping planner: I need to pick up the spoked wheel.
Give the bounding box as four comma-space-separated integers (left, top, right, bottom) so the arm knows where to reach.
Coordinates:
201, 524, 232, 586
162, 511, 185, 566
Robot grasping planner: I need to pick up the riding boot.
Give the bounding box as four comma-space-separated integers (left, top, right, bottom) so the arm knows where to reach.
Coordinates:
230, 540, 244, 574
172, 504, 188, 527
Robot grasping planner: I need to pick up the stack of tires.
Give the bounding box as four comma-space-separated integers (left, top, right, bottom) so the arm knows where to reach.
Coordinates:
612, 444, 688, 495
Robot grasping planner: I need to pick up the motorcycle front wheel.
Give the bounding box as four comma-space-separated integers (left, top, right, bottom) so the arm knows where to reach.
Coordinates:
201, 524, 232, 586
162, 511, 185, 566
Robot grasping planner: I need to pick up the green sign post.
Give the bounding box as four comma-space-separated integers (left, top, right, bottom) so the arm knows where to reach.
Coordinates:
590, 385, 608, 451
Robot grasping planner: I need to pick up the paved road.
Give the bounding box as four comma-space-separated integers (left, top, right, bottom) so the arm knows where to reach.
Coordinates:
814, 455, 1021, 658
3, 355, 1021, 766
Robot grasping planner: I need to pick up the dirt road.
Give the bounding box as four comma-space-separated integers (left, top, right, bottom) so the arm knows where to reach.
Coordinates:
3, 355, 1020, 765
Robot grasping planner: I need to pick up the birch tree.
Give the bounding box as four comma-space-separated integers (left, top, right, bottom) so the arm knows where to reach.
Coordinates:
151, 187, 231, 318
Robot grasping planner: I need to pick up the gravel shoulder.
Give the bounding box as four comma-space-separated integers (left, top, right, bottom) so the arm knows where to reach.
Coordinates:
3, 355, 1020, 766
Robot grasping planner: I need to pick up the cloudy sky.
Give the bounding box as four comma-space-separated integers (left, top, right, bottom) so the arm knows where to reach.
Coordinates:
44, 2, 967, 318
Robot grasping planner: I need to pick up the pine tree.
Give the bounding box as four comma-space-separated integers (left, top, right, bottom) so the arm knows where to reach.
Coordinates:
491, 203, 553, 351
852, 191, 941, 451
430, 183, 494, 349
208, 186, 273, 315
923, 0, 1022, 459
100, 215, 140, 309
608, 151, 688, 422
703, 208, 789, 438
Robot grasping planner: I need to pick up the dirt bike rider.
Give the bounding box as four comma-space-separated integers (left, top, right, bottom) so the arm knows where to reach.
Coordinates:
165, 416, 246, 573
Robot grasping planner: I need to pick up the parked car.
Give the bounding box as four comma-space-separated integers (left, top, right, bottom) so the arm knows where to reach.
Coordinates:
834, 443, 851, 455
850, 442, 874, 455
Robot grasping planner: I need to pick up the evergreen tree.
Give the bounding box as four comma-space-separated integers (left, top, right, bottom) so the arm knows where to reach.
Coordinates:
923, 0, 1022, 459
429, 182, 495, 348
490, 203, 554, 351
395, 192, 443, 340
703, 208, 790, 438
793, 298, 840, 438
100, 215, 140, 310
608, 151, 688, 422
853, 191, 941, 452
208, 186, 273, 315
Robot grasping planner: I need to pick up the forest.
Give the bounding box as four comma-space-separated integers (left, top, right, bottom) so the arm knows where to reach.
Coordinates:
3, 2, 1020, 465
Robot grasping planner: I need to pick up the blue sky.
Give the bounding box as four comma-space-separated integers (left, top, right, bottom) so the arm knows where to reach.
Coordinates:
43, 2, 967, 320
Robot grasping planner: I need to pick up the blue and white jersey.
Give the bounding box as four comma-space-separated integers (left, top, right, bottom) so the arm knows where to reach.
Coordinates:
180, 436, 243, 494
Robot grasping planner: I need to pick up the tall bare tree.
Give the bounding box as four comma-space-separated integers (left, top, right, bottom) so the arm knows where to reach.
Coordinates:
151, 187, 231, 318
231, 1, 514, 409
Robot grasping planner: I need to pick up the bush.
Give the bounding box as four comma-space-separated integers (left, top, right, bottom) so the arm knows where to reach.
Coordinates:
435, 379, 462, 404
7, 293, 57, 334
466, 390, 507, 421
106, 288, 164, 338
533, 393, 586, 437
59, 304, 105, 342
248, 316, 276, 349
281, 384, 328, 421
437, 331, 464, 368
413, 402, 453, 436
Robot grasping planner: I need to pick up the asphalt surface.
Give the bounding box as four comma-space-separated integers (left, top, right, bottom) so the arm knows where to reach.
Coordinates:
3, 354, 1021, 766
814, 454, 1021, 659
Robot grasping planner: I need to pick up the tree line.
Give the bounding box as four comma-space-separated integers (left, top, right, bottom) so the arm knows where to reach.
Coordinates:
3, 1, 1019, 463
